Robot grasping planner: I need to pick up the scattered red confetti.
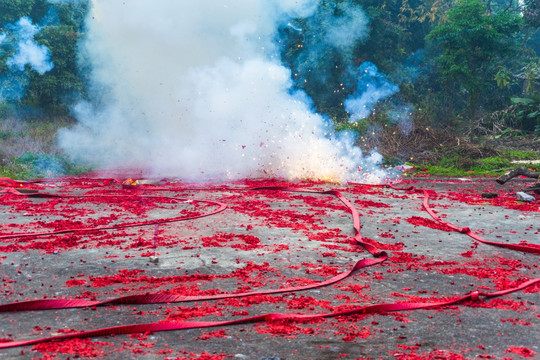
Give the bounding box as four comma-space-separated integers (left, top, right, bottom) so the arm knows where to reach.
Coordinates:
505, 347, 537, 358
405, 216, 455, 232
0, 177, 537, 359
196, 329, 228, 341
32, 338, 114, 358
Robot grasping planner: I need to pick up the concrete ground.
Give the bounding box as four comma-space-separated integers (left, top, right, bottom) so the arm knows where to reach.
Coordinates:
0, 176, 538, 359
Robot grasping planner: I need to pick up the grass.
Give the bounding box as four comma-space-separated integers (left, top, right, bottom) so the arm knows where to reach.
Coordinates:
503, 150, 539, 160
0, 161, 33, 180
1, 152, 91, 180
0, 115, 90, 180
410, 150, 540, 177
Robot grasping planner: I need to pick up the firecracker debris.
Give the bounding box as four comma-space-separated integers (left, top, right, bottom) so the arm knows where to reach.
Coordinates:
0, 176, 538, 360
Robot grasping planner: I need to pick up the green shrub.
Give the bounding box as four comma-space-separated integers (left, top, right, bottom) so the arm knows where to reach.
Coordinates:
3, 152, 90, 179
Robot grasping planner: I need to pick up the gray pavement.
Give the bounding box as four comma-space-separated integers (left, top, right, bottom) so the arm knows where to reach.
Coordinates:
0, 177, 538, 359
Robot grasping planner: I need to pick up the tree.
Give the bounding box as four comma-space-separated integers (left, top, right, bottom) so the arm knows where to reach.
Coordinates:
280, 0, 426, 120
0, 0, 35, 26
27, 25, 85, 111
426, 0, 523, 119
0, 0, 88, 115
522, 0, 540, 28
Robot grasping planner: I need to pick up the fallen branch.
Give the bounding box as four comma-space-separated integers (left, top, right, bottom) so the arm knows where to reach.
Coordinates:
497, 167, 540, 194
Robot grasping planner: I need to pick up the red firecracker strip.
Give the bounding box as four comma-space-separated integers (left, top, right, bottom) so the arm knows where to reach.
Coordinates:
0, 192, 227, 240
386, 184, 540, 254
0, 181, 537, 350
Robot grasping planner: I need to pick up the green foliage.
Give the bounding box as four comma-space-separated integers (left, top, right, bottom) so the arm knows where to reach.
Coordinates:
518, 59, 540, 95
280, 0, 428, 119
0, 0, 538, 145
0, 0, 35, 26
476, 156, 511, 169
334, 119, 369, 134
0, 114, 86, 179
0, 0, 88, 115
2, 152, 90, 179
0, 160, 34, 179
523, 0, 540, 28
0, 101, 9, 118
27, 25, 85, 111
352, 1, 410, 73
502, 149, 540, 160
494, 67, 512, 89
280, 0, 533, 131
398, 0, 453, 25
426, 0, 523, 117
510, 94, 540, 132
412, 148, 540, 177
14, 152, 61, 177
415, 154, 508, 176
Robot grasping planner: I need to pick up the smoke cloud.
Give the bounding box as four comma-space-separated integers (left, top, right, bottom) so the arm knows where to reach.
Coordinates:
345, 62, 399, 122
5, 17, 54, 75
59, 0, 392, 183
388, 103, 414, 136
0, 17, 54, 102
285, 0, 369, 93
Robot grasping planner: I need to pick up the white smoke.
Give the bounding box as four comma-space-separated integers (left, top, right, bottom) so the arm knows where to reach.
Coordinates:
345, 62, 399, 122
0, 18, 54, 102
324, 1, 369, 49
59, 0, 390, 183
5, 17, 54, 75
290, 0, 370, 85
388, 103, 414, 136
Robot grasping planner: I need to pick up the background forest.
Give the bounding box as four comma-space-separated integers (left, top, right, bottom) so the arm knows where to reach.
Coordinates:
1, 0, 539, 178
